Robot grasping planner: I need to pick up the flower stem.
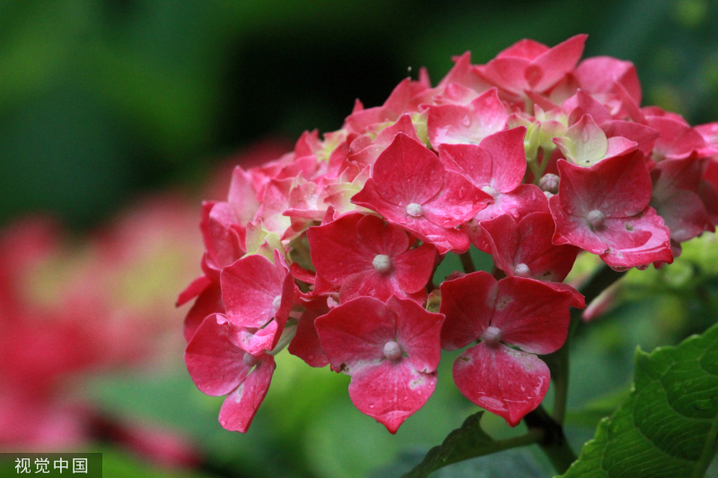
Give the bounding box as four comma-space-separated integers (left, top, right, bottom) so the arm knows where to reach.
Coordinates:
459, 251, 476, 273
524, 405, 577, 474
536, 264, 627, 470
553, 264, 627, 420
550, 343, 570, 424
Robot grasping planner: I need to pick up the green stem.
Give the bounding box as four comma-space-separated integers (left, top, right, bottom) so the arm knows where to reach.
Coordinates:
523, 405, 577, 474
459, 251, 476, 273
559, 265, 627, 415
527, 156, 542, 183
534, 145, 555, 182
550, 344, 570, 424
538, 264, 627, 468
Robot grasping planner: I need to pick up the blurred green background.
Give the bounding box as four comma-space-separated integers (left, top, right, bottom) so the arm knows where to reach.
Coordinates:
2, 0, 718, 477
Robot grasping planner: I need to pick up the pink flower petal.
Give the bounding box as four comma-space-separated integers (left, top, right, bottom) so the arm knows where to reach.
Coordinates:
391, 243, 437, 294
575, 56, 642, 106
439, 271, 496, 351
218, 355, 275, 433
470, 184, 549, 224
182, 281, 223, 342
389, 296, 444, 373
356, 214, 411, 257
308, 213, 435, 302
288, 301, 329, 368
221, 254, 286, 329
220, 253, 294, 354
530, 34, 587, 92
307, 213, 377, 284
370, 134, 444, 206
439, 128, 527, 193
491, 277, 573, 355
453, 342, 550, 427
185, 314, 249, 397
176, 275, 212, 307
348, 359, 436, 434
480, 212, 578, 282
427, 88, 508, 147
316, 297, 394, 372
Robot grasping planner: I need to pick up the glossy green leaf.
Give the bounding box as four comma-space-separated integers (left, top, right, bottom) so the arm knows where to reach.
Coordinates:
560, 322, 718, 478
403, 412, 497, 478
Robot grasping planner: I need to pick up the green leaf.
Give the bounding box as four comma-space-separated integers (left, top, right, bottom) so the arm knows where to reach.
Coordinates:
402, 412, 497, 478
560, 322, 718, 478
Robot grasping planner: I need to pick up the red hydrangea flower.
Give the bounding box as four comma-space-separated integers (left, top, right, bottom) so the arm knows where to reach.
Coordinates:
650, 156, 715, 249
306, 212, 436, 303
438, 127, 547, 224
185, 314, 275, 433
219, 250, 295, 355
474, 212, 579, 283
573, 56, 642, 120
315, 296, 444, 433
426, 87, 508, 147
549, 149, 673, 269
440, 272, 576, 426
477, 34, 587, 100
352, 133, 490, 253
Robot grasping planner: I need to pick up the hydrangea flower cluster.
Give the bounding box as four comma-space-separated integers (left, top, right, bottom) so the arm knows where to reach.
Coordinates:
182, 34, 718, 434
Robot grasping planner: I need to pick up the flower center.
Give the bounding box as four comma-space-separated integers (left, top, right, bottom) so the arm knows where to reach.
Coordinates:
514, 263, 531, 277
587, 209, 606, 229
383, 340, 402, 360
482, 326, 502, 346
406, 203, 423, 217
243, 353, 260, 368
481, 185, 499, 197
372, 254, 392, 273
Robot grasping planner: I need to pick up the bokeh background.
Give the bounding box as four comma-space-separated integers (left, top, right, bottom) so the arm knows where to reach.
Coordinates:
1, 0, 718, 477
